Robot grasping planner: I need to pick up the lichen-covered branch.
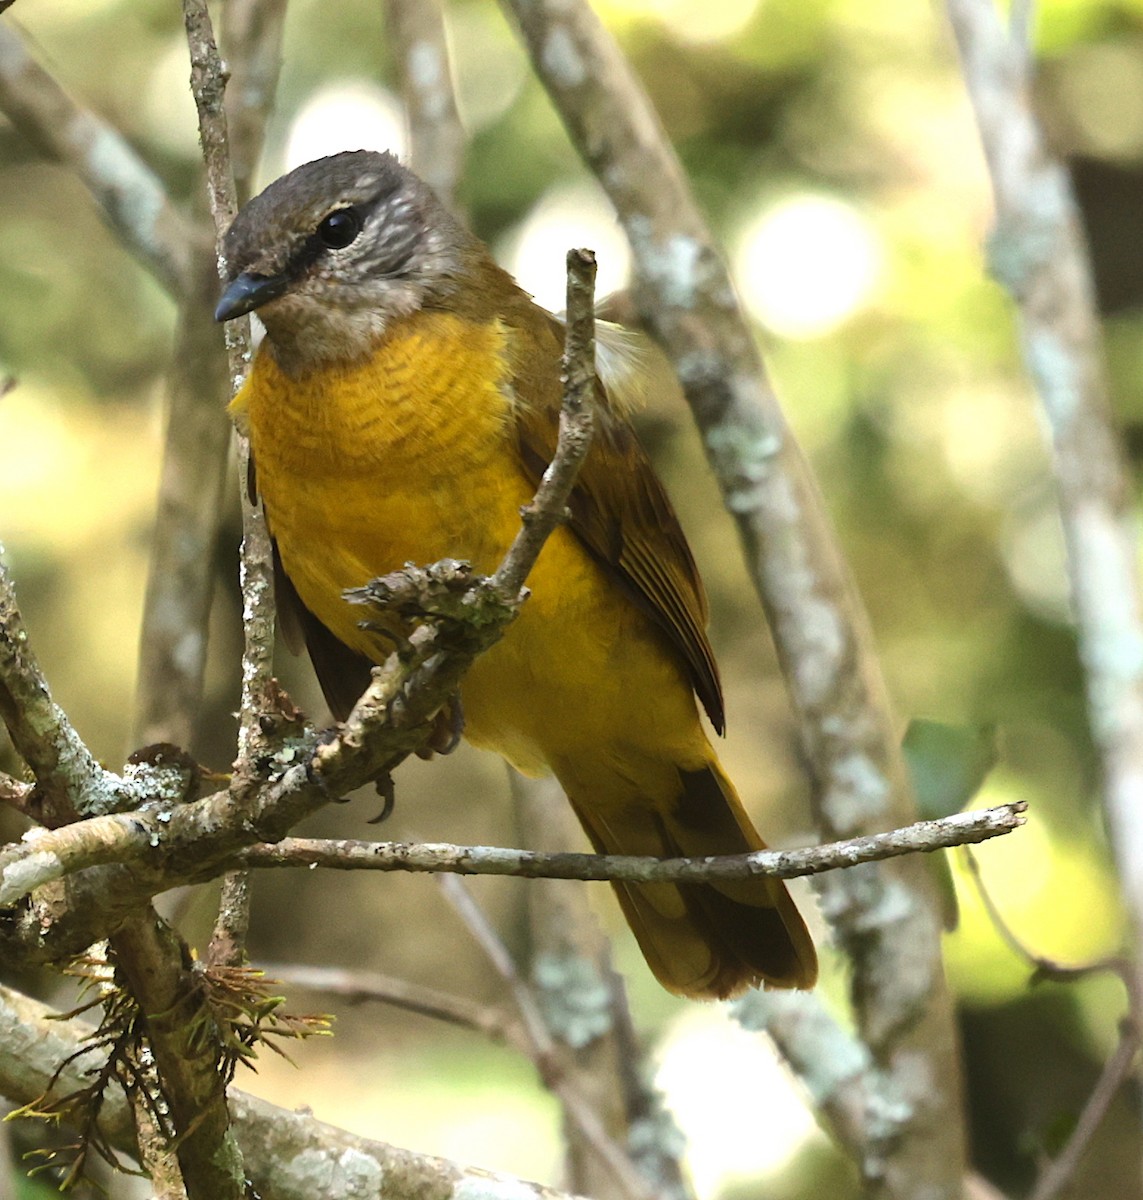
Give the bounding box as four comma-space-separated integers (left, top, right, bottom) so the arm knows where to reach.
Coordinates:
735, 990, 909, 1175
0, 23, 195, 297
109, 915, 246, 1200
500, 4, 967, 1194
492, 247, 597, 600
512, 774, 693, 1200
0, 546, 108, 827
0, 982, 587, 1200
944, 0, 1143, 1016
240, 804, 1023, 881
183, 0, 284, 973
183, 0, 276, 779
254, 961, 520, 1042
384, 0, 466, 213
133, 0, 285, 756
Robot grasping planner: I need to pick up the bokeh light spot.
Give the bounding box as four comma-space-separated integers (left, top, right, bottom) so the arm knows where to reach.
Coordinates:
601, 0, 760, 43
284, 82, 407, 174
656, 1008, 817, 1197
735, 194, 884, 338
500, 184, 631, 312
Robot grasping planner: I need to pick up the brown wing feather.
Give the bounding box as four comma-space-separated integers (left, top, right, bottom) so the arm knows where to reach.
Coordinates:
271, 541, 375, 722
509, 306, 725, 733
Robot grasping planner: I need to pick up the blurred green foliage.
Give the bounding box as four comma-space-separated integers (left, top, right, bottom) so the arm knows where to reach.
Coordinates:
1, 0, 1141, 1196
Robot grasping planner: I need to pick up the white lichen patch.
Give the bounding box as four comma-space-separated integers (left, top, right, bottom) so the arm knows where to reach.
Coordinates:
831, 748, 892, 824
409, 43, 449, 120
532, 951, 612, 1049
454, 1174, 542, 1200
286, 1146, 384, 1197
85, 128, 164, 255
1025, 326, 1080, 433
541, 25, 586, 89
0, 849, 63, 906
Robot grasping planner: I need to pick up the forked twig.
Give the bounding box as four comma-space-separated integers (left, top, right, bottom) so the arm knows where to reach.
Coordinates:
963, 848, 1140, 1200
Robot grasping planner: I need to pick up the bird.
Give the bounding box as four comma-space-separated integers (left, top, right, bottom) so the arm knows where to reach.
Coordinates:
215, 150, 816, 999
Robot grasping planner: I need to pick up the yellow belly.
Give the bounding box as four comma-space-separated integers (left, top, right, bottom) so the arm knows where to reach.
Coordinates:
235, 311, 704, 777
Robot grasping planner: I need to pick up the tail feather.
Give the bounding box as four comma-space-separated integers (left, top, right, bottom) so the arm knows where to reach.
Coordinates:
566, 760, 817, 999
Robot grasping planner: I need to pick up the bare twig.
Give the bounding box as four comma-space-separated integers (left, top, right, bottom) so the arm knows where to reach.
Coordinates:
183, 0, 277, 768
132, 0, 283, 767
95, 9, 270, 1198
1029, 1029, 1139, 1200
501, 3, 966, 1192
492, 247, 596, 600
254, 961, 519, 1043
208, 871, 254, 968
384, 0, 466, 212
961, 849, 1107, 982
219, 0, 288, 204
0, 23, 196, 297
183, 0, 277, 801
238, 804, 1026, 884
944, 0, 1143, 1023
209, 0, 289, 970
962, 849, 1141, 1200
438, 874, 655, 1200
184, 0, 284, 967
0, 802, 1027, 912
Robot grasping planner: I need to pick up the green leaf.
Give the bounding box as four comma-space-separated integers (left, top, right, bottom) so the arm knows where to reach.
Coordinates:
903, 718, 999, 820
902, 718, 1000, 931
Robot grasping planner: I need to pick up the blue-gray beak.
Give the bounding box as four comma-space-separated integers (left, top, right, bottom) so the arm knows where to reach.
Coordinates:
215, 271, 290, 322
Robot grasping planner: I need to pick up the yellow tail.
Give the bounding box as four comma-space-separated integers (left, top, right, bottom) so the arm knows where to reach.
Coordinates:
561, 757, 817, 999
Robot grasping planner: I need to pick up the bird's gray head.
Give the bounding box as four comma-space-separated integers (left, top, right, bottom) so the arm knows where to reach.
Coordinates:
215, 150, 472, 372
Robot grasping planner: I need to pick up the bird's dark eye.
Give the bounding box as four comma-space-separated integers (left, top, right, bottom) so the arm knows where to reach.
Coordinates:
316, 207, 362, 250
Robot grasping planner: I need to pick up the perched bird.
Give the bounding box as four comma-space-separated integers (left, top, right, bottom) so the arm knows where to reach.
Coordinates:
215, 150, 816, 998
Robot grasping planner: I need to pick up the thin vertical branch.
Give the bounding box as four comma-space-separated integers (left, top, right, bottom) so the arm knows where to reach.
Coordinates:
88, 4, 272, 1194
184, 0, 282, 967
219, 0, 288, 206
945, 0, 1143, 1038
111, 914, 246, 1200
501, 3, 965, 1196
211, 0, 289, 967
130, 242, 232, 752
513, 775, 693, 1200
437, 873, 656, 1200
384, 0, 466, 213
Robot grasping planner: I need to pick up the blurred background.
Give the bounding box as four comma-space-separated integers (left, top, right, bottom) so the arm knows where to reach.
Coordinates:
0, 0, 1139, 1196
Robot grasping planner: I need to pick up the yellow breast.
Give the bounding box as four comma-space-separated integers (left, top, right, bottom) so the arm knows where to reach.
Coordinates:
236, 310, 528, 635
233, 308, 699, 776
